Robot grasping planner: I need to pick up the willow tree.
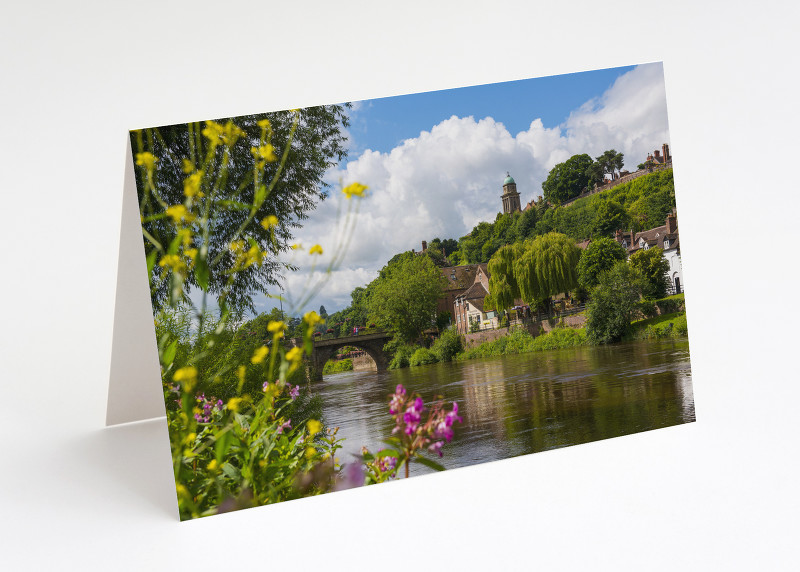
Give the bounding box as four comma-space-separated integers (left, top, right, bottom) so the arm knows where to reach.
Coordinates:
484, 243, 523, 312
513, 233, 581, 302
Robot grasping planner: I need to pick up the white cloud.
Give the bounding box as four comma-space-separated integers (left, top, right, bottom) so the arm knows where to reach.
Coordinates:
281, 63, 670, 315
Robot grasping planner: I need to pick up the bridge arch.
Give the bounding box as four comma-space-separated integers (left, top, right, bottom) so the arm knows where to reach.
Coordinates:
306, 331, 393, 381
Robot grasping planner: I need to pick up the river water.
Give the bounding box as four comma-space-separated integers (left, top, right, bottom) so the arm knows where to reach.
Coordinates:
313, 339, 694, 477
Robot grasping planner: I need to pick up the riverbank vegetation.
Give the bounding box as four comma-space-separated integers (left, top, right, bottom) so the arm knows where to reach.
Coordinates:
323, 358, 353, 374
134, 113, 464, 519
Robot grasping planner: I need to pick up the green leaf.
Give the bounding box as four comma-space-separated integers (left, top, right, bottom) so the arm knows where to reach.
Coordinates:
414, 455, 446, 472
161, 340, 178, 368
254, 184, 267, 208
195, 255, 209, 291
376, 449, 399, 458
146, 250, 157, 282
215, 429, 233, 463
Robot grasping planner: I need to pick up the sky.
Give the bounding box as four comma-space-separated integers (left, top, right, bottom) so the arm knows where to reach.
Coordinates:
258, 62, 671, 318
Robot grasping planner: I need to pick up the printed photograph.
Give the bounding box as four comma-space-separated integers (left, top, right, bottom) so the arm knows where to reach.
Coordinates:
131, 61, 694, 520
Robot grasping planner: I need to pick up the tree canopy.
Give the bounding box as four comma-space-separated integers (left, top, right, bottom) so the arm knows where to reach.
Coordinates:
629, 247, 670, 299
514, 232, 581, 302
366, 254, 446, 342
541, 153, 595, 204
593, 149, 625, 181
585, 262, 643, 344
484, 243, 524, 312
132, 105, 350, 313
577, 237, 628, 290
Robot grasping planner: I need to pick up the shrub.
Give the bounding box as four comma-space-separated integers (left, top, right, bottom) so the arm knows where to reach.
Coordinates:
655, 297, 683, 314
409, 347, 438, 366
586, 262, 644, 344
323, 358, 354, 374
637, 299, 658, 319
388, 344, 416, 369
430, 328, 463, 362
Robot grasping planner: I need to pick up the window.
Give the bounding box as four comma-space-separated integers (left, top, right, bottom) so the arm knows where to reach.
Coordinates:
664, 239, 670, 249
622, 240, 627, 248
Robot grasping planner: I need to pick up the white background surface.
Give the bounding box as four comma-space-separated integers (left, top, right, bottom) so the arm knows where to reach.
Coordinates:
2, 1, 798, 570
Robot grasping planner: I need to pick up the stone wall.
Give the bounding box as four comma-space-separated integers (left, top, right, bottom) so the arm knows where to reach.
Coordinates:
352, 353, 377, 371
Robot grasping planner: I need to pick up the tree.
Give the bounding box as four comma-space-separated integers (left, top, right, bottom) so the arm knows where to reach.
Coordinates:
577, 237, 628, 290
366, 255, 446, 343
484, 243, 523, 312
513, 233, 581, 302
132, 105, 350, 313
585, 262, 643, 344
629, 247, 670, 299
594, 149, 625, 181
593, 199, 630, 237
541, 153, 595, 204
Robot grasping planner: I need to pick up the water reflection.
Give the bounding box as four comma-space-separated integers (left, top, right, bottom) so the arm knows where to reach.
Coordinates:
314, 339, 694, 477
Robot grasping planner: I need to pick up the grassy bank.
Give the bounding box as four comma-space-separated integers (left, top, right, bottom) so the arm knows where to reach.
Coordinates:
627, 312, 688, 340
457, 327, 587, 361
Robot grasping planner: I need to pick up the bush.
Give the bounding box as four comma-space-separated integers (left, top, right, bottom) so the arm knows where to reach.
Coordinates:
430, 328, 463, 362
323, 358, 353, 374
655, 297, 683, 314
409, 347, 438, 366
629, 312, 688, 340
388, 344, 416, 369
586, 262, 643, 344
637, 299, 658, 319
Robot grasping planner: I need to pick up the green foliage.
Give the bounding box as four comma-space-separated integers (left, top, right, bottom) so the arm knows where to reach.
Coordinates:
629, 247, 670, 299
655, 294, 684, 314
585, 262, 644, 344
594, 149, 624, 181
133, 106, 350, 313
388, 344, 416, 369
592, 199, 629, 237
430, 328, 463, 362
323, 358, 353, 374
514, 232, 581, 302
486, 243, 523, 312
458, 326, 587, 360
541, 153, 595, 203
366, 254, 445, 342
628, 312, 688, 339
409, 347, 438, 366
577, 237, 627, 289
436, 311, 452, 331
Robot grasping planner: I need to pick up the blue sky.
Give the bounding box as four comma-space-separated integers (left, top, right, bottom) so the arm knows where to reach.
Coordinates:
265, 62, 670, 317
347, 65, 637, 156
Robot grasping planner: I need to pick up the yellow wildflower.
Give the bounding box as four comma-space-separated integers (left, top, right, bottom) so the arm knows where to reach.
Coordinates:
166, 205, 196, 225
236, 365, 246, 391
305, 447, 316, 459
158, 254, 186, 273
268, 321, 286, 335
309, 244, 323, 255
183, 171, 204, 198
303, 311, 324, 328
291, 243, 302, 250
184, 248, 198, 262
183, 432, 196, 445
286, 346, 303, 372
135, 152, 157, 171
227, 397, 243, 412
181, 159, 195, 174
257, 118, 271, 130
207, 459, 218, 471
251, 144, 278, 165
307, 419, 321, 436
173, 366, 198, 391
342, 182, 368, 199
229, 240, 246, 254
261, 215, 279, 230
251, 345, 269, 364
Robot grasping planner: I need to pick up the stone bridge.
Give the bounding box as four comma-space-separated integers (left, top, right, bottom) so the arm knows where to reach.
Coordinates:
306, 331, 393, 381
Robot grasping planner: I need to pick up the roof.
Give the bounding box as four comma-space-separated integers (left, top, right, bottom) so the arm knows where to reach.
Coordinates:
440, 264, 487, 291
504, 174, 515, 185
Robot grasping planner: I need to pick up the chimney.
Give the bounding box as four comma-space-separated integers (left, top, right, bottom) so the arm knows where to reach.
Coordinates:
662, 143, 670, 162
422, 240, 427, 252
615, 229, 623, 241
666, 213, 677, 234
654, 149, 661, 162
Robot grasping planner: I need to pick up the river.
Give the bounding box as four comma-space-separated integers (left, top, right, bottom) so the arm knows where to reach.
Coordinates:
313, 339, 694, 477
